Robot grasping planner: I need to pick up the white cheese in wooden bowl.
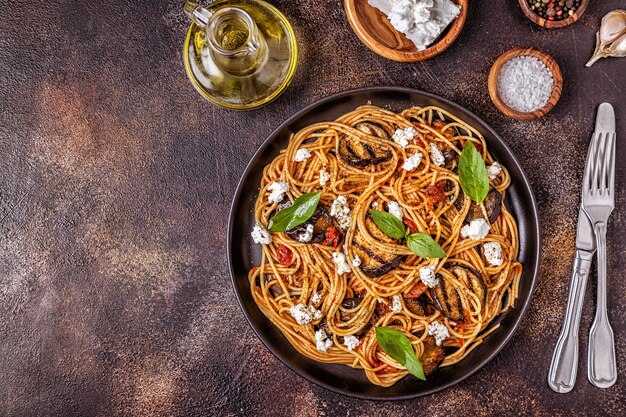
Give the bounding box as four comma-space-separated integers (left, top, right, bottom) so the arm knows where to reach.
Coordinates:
368, 0, 461, 51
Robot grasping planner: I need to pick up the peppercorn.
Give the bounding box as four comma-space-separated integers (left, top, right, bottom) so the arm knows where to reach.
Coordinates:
527, 0, 580, 21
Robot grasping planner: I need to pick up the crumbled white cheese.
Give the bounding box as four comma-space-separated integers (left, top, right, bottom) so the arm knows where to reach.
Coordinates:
428, 321, 450, 346
319, 168, 331, 186
333, 252, 352, 275
497, 56, 553, 113
294, 148, 311, 162
429, 143, 445, 167
290, 303, 321, 325
402, 152, 423, 171
483, 242, 503, 266
352, 255, 362, 268
391, 295, 402, 313
368, 0, 461, 51
372, 201, 379, 208
330, 195, 351, 230
298, 224, 314, 243
460, 218, 490, 240
388, 201, 403, 221
392, 126, 416, 148
315, 328, 333, 352
251, 225, 272, 245
419, 265, 438, 288
267, 181, 290, 204
311, 292, 322, 305
488, 162, 502, 180
344, 335, 360, 351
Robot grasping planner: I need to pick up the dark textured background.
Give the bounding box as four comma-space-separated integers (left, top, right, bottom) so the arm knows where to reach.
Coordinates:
0, 0, 624, 416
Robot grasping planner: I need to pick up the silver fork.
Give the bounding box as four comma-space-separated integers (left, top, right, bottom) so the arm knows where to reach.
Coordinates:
582, 103, 617, 389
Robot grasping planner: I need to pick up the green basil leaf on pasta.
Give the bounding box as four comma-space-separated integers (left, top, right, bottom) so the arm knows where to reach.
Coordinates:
406, 233, 446, 258
369, 209, 406, 239
375, 326, 426, 381
458, 141, 489, 204
268, 192, 321, 232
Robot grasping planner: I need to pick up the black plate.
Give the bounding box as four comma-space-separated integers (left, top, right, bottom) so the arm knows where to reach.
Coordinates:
227, 87, 540, 400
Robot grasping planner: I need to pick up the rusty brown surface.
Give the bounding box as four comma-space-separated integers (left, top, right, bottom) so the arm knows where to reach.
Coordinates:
0, 0, 624, 416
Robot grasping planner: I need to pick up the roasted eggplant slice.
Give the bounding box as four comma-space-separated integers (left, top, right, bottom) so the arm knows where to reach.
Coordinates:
286, 206, 335, 243
404, 298, 425, 316
420, 335, 445, 375
265, 274, 284, 297
429, 273, 464, 321
450, 265, 486, 306
353, 215, 403, 278
339, 122, 392, 167
339, 298, 363, 321
455, 187, 502, 224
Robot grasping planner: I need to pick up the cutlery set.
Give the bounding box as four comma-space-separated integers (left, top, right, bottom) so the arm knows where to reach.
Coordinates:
549, 103, 618, 393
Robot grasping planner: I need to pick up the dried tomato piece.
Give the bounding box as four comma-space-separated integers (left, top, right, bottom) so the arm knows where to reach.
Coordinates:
277, 245, 293, 266
405, 282, 428, 298
323, 226, 342, 249
403, 217, 419, 234
425, 180, 448, 210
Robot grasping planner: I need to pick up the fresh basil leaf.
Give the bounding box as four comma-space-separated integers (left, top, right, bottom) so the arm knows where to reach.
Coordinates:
375, 326, 426, 381
268, 192, 321, 232
459, 141, 489, 204
369, 209, 406, 239
406, 233, 446, 258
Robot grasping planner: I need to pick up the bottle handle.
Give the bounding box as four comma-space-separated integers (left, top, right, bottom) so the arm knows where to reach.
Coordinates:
184, 2, 213, 28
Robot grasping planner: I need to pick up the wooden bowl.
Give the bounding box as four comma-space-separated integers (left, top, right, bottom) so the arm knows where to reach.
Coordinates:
488, 48, 563, 120
343, 0, 468, 62
518, 0, 589, 29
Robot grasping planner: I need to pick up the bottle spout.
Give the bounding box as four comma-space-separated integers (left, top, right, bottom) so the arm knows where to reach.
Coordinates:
184, 2, 212, 28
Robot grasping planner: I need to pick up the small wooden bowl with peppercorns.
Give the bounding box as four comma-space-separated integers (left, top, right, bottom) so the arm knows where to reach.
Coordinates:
488, 48, 563, 120
518, 0, 589, 29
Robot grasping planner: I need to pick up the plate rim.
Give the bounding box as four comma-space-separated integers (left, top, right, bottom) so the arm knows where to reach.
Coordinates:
227, 86, 541, 400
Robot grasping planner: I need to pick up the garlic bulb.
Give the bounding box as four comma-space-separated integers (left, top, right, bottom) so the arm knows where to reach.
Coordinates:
587, 10, 626, 67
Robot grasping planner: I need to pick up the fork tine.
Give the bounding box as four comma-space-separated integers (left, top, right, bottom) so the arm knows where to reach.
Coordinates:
598, 133, 610, 195
608, 133, 616, 197
583, 133, 597, 194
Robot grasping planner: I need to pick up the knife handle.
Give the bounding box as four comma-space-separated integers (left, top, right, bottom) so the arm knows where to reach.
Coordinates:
588, 222, 617, 388
548, 250, 593, 393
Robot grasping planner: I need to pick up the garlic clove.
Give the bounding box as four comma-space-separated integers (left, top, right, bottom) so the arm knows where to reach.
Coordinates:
608, 32, 626, 56
587, 9, 626, 67
600, 10, 626, 45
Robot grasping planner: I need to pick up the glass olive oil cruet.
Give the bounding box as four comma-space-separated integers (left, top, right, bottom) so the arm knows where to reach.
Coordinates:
183, 0, 297, 109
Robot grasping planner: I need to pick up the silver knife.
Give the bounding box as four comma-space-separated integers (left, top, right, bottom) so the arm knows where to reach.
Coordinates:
548, 125, 599, 393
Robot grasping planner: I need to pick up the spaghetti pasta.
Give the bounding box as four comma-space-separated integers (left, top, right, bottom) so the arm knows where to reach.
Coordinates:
248, 104, 522, 387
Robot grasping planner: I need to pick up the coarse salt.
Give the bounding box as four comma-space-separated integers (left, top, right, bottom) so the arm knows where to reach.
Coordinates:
497, 56, 553, 113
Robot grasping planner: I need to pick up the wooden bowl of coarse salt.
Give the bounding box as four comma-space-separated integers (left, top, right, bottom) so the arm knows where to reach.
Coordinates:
488, 48, 563, 120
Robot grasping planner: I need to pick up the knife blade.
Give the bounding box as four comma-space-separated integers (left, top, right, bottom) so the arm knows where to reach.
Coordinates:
548, 108, 603, 393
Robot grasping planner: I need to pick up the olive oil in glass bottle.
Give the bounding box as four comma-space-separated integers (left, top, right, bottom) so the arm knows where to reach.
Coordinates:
183, 1, 297, 110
